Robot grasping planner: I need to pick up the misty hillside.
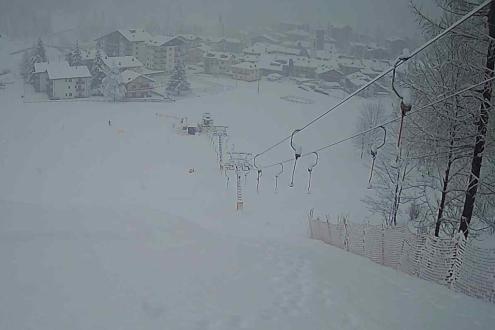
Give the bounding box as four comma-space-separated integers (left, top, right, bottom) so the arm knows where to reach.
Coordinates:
1, 0, 495, 329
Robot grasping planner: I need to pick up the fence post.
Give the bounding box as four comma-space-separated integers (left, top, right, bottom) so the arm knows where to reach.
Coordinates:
344, 217, 349, 251
446, 234, 465, 289
308, 209, 314, 239
381, 224, 386, 265
326, 215, 331, 245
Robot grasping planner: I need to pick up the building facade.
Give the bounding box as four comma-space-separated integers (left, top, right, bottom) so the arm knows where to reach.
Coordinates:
46, 65, 91, 99
143, 36, 186, 72
231, 62, 259, 82
204, 52, 236, 75
120, 70, 154, 99
96, 29, 152, 57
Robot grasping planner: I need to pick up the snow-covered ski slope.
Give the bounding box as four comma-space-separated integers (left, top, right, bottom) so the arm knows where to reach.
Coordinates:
1, 42, 495, 329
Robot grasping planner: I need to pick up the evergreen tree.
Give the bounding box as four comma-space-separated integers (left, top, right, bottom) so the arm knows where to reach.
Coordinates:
20, 49, 34, 82
32, 37, 47, 64
166, 61, 191, 96
90, 48, 106, 95
66, 42, 83, 66
102, 64, 126, 102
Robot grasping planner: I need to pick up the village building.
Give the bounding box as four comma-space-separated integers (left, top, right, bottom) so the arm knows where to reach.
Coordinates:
257, 55, 290, 76
316, 65, 345, 83
45, 63, 91, 99
177, 34, 203, 48
102, 55, 143, 72
185, 46, 207, 65
32, 61, 55, 92
204, 51, 236, 75
96, 29, 152, 58
120, 70, 154, 99
231, 62, 259, 82
243, 43, 267, 56
210, 37, 244, 54
342, 72, 388, 97
142, 35, 186, 72
80, 48, 100, 69
336, 56, 365, 75
290, 57, 324, 79
250, 34, 280, 45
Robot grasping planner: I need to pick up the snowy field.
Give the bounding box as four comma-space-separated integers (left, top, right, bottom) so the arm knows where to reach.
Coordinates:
1, 39, 495, 329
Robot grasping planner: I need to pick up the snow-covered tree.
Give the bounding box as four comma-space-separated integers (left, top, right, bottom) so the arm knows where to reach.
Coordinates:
354, 102, 387, 159
90, 48, 106, 95
20, 38, 47, 82
362, 117, 419, 228
66, 41, 83, 67
404, 0, 495, 237
102, 64, 126, 102
166, 61, 191, 96
32, 37, 47, 64
20, 49, 34, 82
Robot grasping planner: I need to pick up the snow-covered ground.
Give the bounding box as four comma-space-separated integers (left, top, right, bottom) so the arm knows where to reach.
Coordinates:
1, 39, 495, 329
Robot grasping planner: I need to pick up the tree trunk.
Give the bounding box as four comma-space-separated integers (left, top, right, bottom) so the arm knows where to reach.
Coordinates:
436, 152, 453, 236
459, 2, 495, 238
436, 108, 458, 237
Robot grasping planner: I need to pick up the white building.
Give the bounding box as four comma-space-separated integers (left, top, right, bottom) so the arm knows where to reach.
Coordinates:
102, 55, 143, 72
204, 51, 236, 75
32, 62, 52, 92
231, 62, 259, 82
96, 29, 152, 58
46, 64, 91, 99
142, 35, 186, 72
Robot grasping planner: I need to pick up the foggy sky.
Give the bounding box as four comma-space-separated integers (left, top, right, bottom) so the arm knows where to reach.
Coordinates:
0, 0, 436, 38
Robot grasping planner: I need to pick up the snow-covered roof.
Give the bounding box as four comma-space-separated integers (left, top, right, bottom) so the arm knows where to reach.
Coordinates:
204, 51, 234, 61
47, 64, 91, 80
251, 34, 280, 44
257, 55, 287, 73
34, 61, 70, 74
315, 63, 342, 75
133, 67, 165, 76
205, 37, 242, 44
102, 56, 143, 69
33, 62, 49, 73
177, 34, 202, 42
243, 43, 267, 55
146, 35, 185, 47
266, 44, 301, 56
281, 40, 312, 49
238, 54, 260, 63
120, 70, 154, 84
231, 62, 257, 70
118, 29, 152, 42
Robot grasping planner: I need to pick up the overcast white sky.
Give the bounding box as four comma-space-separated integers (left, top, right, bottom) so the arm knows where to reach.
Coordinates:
0, 0, 438, 38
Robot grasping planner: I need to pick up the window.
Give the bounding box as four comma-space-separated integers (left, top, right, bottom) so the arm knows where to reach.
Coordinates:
69, 93, 72, 97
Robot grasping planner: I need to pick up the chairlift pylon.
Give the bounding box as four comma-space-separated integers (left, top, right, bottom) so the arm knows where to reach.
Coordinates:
307, 152, 319, 194
275, 162, 284, 193
254, 153, 263, 193
368, 126, 387, 188
289, 129, 302, 188
392, 58, 412, 149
